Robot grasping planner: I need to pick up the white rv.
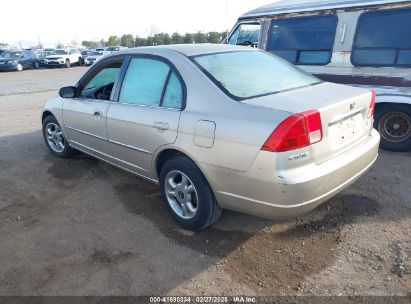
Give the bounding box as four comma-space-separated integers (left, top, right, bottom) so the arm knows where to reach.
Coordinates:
227, 0, 411, 152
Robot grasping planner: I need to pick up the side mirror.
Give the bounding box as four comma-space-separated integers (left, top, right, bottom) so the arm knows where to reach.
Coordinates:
59, 86, 77, 98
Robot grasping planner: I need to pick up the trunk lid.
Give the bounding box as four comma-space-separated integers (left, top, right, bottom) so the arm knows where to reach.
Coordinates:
242, 82, 374, 164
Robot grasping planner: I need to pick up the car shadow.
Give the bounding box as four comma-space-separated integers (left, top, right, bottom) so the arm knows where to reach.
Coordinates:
0, 130, 408, 295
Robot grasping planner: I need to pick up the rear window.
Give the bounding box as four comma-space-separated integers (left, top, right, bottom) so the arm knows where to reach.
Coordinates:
352, 8, 411, 67
267, 15, 338, 65
192, 50, 320, 100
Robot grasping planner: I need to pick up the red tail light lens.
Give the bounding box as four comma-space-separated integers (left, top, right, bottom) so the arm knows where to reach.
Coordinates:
368, 90, 376, 118
262, 110, 323, 152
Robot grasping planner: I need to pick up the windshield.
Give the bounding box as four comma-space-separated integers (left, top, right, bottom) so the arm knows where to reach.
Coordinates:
106, 47, 119, 51
192, 50, 320, 100
1, 51, 20, 59
81, 51, 90, 55
55, 50, 68, 55
90, 51, 104, 56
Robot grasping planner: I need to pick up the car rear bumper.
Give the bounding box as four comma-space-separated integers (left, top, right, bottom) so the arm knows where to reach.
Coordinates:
200, 129, 380, 220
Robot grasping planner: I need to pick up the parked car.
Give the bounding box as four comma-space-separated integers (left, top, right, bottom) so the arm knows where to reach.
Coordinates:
44, 48, 82, 68
227, 0, 411, 152
41, 44, 380, 230
37, 50, 55, 66
80, 50, 91, 62
0, 50, 40, 71
106, 46, 127, 53
84, 50, 109, 66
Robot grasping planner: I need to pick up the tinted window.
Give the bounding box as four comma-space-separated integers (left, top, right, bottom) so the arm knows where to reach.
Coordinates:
119, 58, 170, 106
267, 15, 337, 65
193, 51, 319, 100
80, 61, 122, 100
228, 23, 260, 46
352, 8, 411, 66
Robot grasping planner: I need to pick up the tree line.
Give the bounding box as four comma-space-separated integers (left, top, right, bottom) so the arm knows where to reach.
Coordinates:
82, 31, 229, 49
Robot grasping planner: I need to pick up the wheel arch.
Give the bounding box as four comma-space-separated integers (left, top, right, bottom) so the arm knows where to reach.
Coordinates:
375, 94, 411, 106
42, 110, 54, 123
154, 148, 191, 180
153, 147, 214, 189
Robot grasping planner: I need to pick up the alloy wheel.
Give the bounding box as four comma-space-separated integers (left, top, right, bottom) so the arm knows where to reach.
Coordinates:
164, 170, 199, 220
45, 123, 65, 153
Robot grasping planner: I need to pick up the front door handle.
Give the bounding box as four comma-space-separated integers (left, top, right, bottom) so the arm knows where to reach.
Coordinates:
152, 122, 169, 130
93, 111, 103, 118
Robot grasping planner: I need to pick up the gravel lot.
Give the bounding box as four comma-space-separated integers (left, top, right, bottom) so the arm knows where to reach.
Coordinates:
0, 67, 410, 297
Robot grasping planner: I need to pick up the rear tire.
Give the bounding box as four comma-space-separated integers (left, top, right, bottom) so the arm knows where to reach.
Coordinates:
16, 63, 23, 71
159, 156, 222, 230
65, 59, 70, 68
374, 104, 411, 152
33, 61, 40, 69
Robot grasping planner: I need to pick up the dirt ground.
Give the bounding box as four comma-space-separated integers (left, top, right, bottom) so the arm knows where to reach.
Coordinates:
0, 67, 410, 297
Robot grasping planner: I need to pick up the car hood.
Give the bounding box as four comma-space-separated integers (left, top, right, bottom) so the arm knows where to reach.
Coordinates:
45, 55, 66, 59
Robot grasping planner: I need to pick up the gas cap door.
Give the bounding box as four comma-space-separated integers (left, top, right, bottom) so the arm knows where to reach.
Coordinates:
194, 120, 216, 148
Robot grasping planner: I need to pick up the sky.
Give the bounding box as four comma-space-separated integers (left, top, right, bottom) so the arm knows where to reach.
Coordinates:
0, 0, 277, 47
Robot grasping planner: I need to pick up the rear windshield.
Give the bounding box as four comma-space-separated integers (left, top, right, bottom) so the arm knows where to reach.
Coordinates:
192, 50, 319, 100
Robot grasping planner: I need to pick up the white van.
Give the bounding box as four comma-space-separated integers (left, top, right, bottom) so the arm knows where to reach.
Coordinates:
226, 0, 411, 152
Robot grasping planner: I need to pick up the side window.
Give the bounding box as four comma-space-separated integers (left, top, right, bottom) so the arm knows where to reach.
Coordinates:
162, 72, 183, 109
228, 23, 260, 46
119, 57, 183, 109
267, 15, 338, 65
352, 8, 411, 67
79, 61, 123, 100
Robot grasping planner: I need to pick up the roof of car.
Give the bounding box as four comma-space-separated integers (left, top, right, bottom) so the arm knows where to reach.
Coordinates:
118, 44, 251, 57
240, 0, 411, 19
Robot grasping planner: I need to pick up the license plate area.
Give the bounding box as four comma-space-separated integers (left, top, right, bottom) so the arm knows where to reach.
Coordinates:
329, 112, 364, 149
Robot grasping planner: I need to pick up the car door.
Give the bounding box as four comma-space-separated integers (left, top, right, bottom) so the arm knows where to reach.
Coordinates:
69, 49, 80, 64
107, 55, 185, 179
62, 58, 125, 161
20, 51, 32, 68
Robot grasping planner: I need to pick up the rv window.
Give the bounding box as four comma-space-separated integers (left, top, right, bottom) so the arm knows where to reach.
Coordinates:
267, 15, 337, 65
228, 23, 260, 47
352, 8, 411, 67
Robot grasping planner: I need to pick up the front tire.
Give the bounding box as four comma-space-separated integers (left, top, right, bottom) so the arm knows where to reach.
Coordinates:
16, 63, 23, 71
375, 104, 411, 152
42, 115, 75, 158
159, 156, 222, 230
33, 61, 40, 69
65, 59, 71, 68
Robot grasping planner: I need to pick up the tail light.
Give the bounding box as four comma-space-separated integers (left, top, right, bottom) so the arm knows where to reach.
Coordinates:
368, 90, 376, 119
262, 110, 323, 152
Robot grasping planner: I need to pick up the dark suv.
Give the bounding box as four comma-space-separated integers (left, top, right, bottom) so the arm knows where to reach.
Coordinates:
0, 50, 40, 71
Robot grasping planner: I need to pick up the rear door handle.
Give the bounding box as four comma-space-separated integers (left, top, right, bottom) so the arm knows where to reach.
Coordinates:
152, 122, 169, 130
